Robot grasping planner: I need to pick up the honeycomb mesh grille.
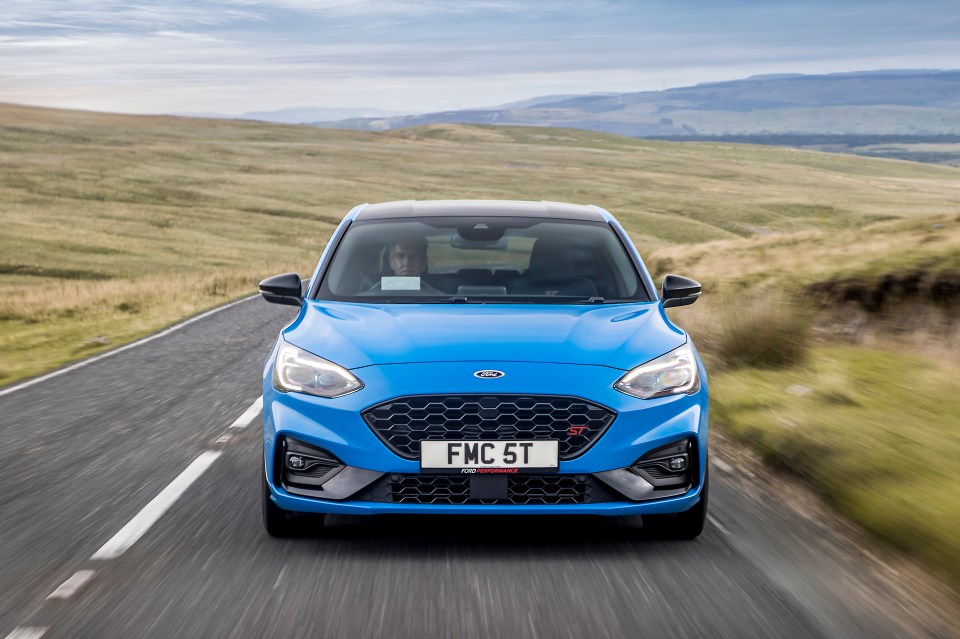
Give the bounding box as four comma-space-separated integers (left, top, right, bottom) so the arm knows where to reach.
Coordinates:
361, 395, 616, 460
354, 474, 620, 505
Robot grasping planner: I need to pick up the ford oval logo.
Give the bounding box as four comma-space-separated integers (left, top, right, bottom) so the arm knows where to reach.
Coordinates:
474, 370, 505, 379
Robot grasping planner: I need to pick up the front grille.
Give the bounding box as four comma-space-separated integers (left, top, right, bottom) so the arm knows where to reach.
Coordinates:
361, 395, 616, 460
354, 474, 620, 505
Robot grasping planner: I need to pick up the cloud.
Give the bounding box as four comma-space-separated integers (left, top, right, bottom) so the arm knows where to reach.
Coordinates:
1, 1, 262, 34
1, 0, 959, 114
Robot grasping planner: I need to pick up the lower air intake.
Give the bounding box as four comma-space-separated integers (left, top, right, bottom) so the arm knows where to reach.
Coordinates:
354, 474, 620, 505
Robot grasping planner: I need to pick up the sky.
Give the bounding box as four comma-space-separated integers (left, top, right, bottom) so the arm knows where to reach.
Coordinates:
2, 0, 960, 116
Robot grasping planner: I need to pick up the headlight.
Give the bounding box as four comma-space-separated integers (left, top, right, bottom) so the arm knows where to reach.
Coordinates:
273, 340, 363, 398
614, 343, 700, 399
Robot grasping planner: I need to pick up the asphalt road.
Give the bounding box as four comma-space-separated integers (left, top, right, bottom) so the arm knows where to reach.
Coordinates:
1, 298, 957, 639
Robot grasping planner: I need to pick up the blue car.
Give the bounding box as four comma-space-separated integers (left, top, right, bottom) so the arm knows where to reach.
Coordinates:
259, 200, 707, 537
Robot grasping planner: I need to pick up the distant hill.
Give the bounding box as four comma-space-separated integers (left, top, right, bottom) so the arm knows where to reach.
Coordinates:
317, 70, 960, 137
176, 106, 410, 123
240, 106, 408, 124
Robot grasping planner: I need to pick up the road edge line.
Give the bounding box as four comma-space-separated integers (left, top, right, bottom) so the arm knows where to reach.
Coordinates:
45, 570, 96, 600
0, 295, 259, 398
229, 396, 264, 429
91, 451, 223, 560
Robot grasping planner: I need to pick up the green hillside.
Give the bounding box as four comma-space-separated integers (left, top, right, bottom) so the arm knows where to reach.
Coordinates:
2, 103, 959, 384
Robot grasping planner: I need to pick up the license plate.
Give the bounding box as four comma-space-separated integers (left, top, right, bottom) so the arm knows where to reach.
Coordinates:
420, 440, 559, 474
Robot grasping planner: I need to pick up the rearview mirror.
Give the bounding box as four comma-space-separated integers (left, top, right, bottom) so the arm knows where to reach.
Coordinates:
456, 223, 505, 242
661, 274, 701, 308
450, 235, 508, 250
260, 272, 303, 306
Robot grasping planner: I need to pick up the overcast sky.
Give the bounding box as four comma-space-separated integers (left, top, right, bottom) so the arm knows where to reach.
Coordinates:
2, 0, 959, 116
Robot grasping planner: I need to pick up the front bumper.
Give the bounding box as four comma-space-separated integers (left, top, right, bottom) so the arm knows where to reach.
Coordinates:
268, 485, 704, 516
263, 360, 708, 516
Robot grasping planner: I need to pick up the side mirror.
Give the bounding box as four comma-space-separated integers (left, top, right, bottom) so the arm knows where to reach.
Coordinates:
259, 272, 303, 306
661, 274, 701, 308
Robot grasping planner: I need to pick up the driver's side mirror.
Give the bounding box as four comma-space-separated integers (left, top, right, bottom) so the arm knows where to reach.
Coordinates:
260, 272, 303, 306
661, 274, 701, 308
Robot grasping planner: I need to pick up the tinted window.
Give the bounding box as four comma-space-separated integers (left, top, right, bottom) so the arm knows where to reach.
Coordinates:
317, 217, 646, 303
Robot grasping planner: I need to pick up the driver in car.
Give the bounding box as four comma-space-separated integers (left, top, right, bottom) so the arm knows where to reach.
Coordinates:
388, 236, 429, 276
362, 234, 446, 294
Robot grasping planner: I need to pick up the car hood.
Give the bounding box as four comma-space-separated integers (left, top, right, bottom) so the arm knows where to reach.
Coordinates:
283, 301, 685, 371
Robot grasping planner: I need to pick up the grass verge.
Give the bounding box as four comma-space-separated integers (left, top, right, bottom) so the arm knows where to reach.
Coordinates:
0, 263, 315, 384
710, 345, 960, 585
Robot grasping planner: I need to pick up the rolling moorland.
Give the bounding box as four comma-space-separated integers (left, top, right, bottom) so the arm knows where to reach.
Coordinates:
1, 103, 958, 583
320, 70, 960, 137
649, 134, 960, 167
316, 70, 960, 165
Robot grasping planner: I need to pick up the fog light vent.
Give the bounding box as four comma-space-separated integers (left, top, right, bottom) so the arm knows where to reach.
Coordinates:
630, 439, 694, 491
279, 437, 346, 495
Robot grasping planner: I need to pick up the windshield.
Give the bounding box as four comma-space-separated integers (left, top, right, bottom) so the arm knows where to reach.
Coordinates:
316, 216, 648, 303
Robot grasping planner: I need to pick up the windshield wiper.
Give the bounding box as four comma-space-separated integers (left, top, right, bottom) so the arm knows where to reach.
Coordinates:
443, 295, 607, 304
378, 295, 611, 304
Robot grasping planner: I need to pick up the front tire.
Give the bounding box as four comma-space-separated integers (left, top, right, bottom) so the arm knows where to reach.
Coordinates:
262, 460, 324, 537
263, 470, 296, 537
643, 468, 708, 539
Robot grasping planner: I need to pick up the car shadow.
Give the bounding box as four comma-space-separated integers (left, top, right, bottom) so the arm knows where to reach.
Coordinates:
280, 513, 713, 558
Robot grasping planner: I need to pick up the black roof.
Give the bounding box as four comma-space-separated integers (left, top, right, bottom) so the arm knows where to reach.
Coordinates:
354, 200, 606, 221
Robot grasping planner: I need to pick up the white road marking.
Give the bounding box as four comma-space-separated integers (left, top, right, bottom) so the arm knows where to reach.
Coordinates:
229, 396, 263, 429
708, 515, 731, 536
273, 563, 288, 589
712, 458, 734, 475
46, 570, 95, 600
0, 295, 258, 399
4, 628, 47, 639
91, 451, 223, 560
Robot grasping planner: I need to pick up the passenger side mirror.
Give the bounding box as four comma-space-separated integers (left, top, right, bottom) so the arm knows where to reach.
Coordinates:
661, 274, 701, 308
260, 272, 303, 306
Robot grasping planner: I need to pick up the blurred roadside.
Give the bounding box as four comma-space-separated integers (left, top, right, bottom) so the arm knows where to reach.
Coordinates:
710, 430, 960, 638
654, 214, 960, 585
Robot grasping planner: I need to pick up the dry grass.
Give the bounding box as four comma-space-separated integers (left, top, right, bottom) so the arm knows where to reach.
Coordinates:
1, 101, 958, 386
655, 213, 960, 365
680, 290, 813, 370
647, 213, 960, 291
0, 262, 314, 382
2, 103, 960, 587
